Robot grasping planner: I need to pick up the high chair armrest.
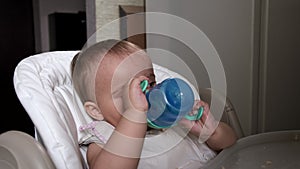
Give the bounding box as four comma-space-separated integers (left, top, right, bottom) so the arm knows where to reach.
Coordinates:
198, 88, 244, 139
0, 130, 56, 169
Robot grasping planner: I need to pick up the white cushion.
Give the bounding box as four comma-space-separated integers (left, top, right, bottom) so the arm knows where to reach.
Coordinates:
13, 51, 199, 169
14, 51, 88, 169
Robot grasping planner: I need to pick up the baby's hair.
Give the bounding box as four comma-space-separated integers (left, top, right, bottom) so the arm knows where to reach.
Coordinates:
70, 51, 80, 77
71, 39, 145, 105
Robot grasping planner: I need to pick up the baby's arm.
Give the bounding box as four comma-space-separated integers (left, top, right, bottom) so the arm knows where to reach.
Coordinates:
88, 76, 149, 169
179, 100, 237, 151
205, 121, 237, 151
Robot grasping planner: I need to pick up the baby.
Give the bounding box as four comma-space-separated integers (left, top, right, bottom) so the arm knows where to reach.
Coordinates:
71, 39, 237, 169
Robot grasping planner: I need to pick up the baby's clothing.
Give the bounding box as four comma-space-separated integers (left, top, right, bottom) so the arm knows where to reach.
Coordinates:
79, 120, 216, 169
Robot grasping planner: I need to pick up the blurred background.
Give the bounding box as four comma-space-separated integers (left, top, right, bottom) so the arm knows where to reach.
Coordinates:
1, 0, 299, 137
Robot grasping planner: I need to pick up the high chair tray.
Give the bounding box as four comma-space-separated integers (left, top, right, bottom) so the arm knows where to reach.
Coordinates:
202, 130, 300, 169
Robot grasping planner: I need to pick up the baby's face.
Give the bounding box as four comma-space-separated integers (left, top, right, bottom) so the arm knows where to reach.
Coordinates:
95, 52, 155, 126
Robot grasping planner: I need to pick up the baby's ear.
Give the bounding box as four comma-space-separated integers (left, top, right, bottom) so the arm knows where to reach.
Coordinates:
84, 101, 104, 120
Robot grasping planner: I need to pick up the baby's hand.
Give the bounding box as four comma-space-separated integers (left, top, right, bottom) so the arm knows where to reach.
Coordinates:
179, 100, 217, 138
123, 76, 149, 113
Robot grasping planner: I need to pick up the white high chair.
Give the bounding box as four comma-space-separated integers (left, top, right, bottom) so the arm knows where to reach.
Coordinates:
7, 51, 244, 169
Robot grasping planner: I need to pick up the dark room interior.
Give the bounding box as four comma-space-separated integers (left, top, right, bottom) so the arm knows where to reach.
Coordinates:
1, 0, 36, 136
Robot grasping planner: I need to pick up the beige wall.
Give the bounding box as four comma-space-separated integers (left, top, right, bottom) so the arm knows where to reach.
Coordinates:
94, 0, 144, 42
146, 0, 256, 136
145, 0, 300, 135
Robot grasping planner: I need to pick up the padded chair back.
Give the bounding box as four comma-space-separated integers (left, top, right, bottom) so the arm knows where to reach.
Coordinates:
13, 51, 89, 169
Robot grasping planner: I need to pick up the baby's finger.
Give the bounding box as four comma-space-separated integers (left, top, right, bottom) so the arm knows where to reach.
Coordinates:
198, 100, 209, 109
136, 75, 149, 82
192, 100, 201, 111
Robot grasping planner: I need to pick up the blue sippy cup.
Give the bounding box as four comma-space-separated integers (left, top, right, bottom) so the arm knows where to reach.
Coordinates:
140, 78, 203, 129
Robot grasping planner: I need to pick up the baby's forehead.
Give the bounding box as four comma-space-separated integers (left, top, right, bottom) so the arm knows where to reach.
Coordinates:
118, 53, 152, 73
99, 50, 151, 71
98, 52, 152, 83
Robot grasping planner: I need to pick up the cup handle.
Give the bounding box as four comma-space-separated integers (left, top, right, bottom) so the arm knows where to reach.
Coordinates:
184, 107, 204, 121
140, 80, 148, 92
